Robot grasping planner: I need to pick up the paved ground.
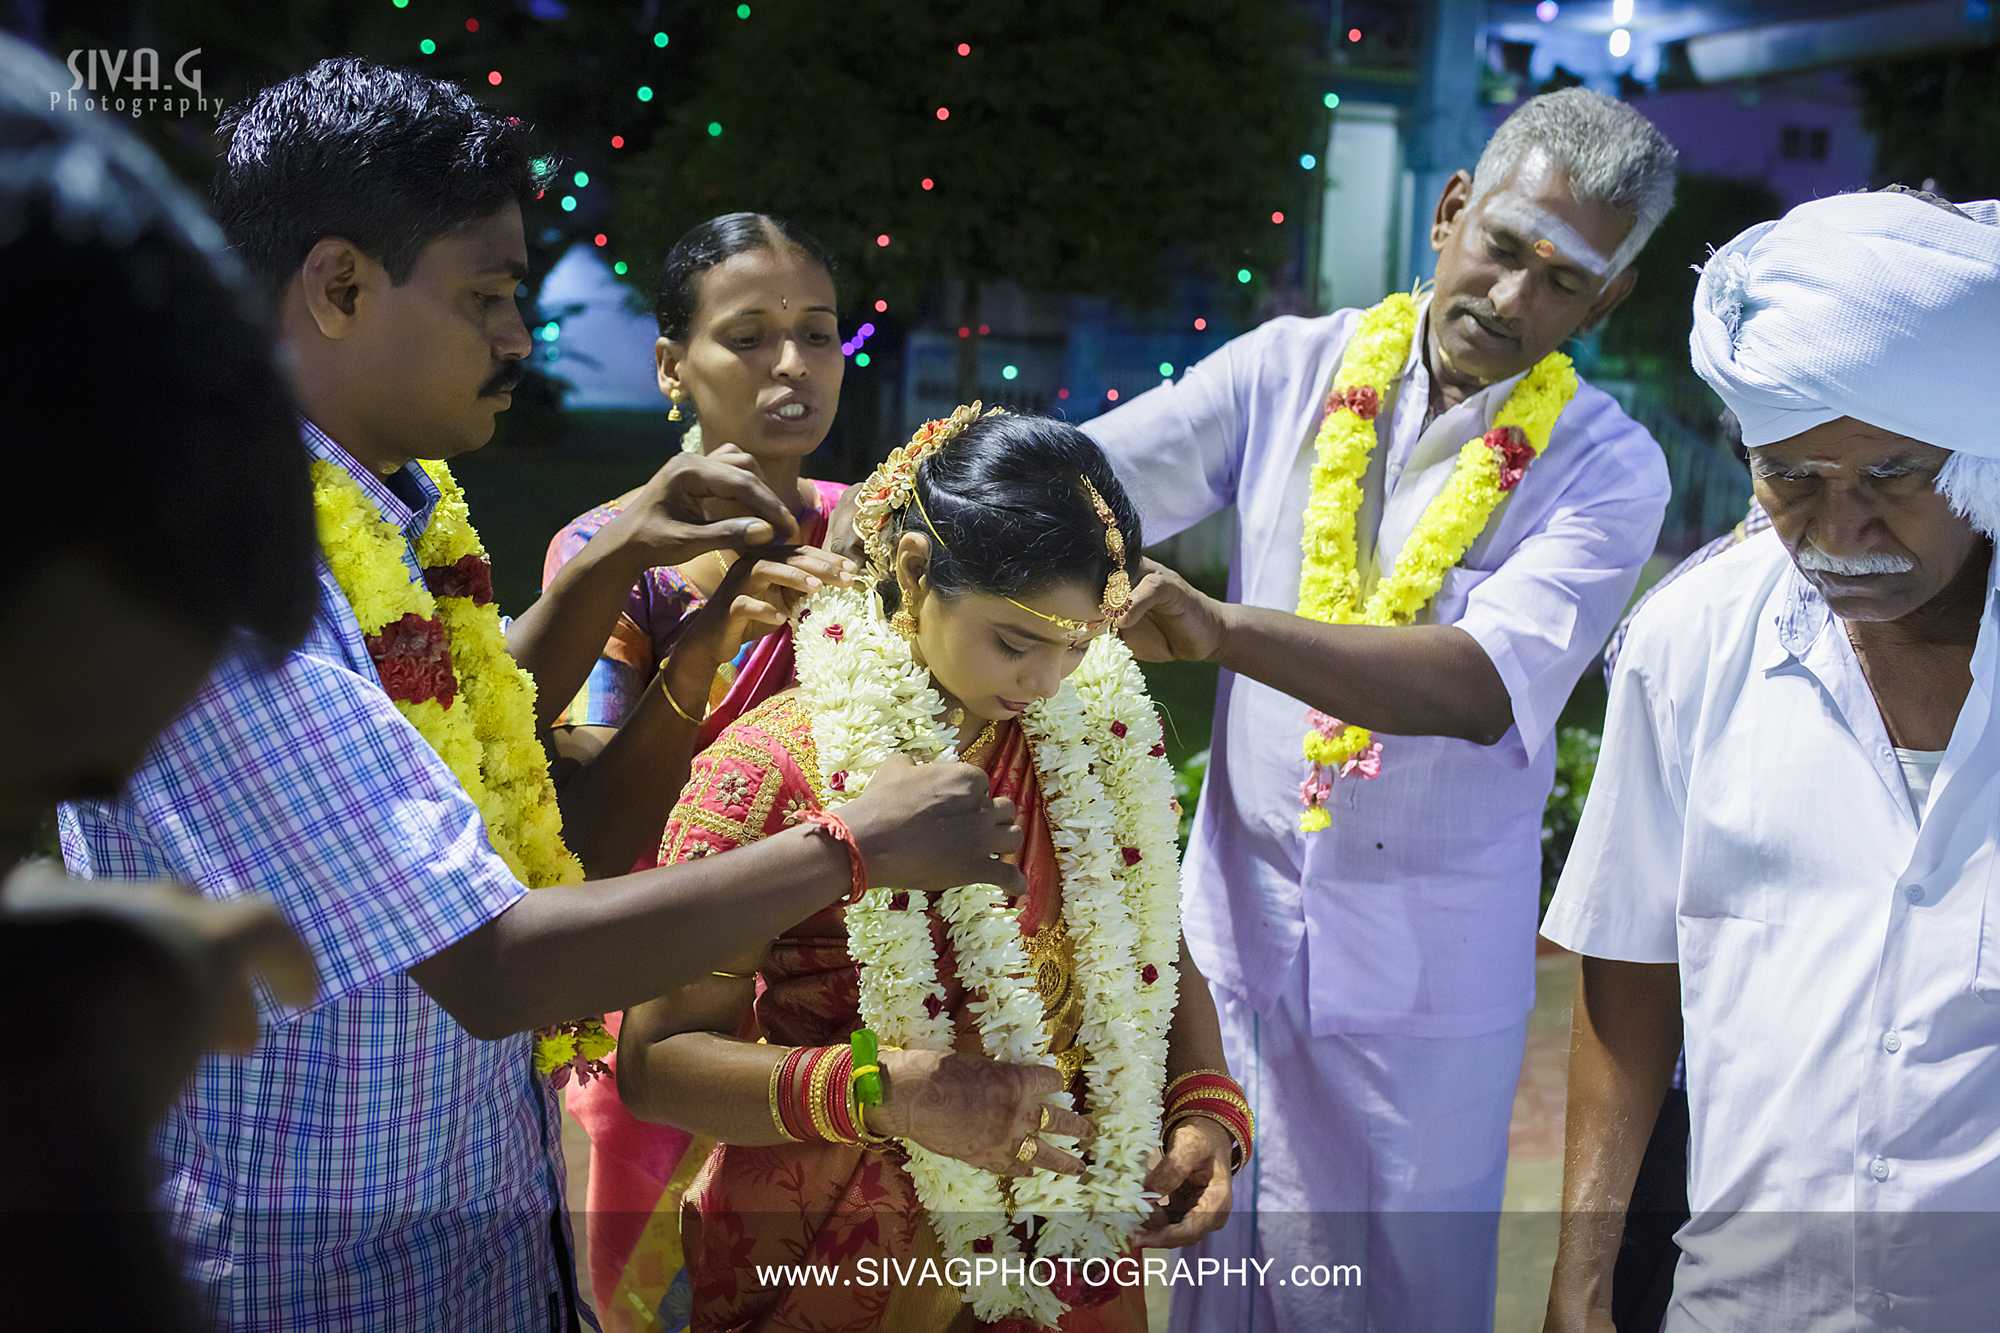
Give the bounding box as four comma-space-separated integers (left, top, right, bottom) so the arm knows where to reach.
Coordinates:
561, 950, 1579, 1331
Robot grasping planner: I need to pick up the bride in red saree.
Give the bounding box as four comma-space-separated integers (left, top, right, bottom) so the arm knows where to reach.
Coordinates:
617, 412, 1254, 1332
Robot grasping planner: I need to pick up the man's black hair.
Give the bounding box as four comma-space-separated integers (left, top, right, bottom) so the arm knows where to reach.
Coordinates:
0, 36, 315, 650
214, 57, 556, 292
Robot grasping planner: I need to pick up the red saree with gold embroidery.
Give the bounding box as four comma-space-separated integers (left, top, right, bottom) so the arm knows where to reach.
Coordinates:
653, 692, 1147, 1333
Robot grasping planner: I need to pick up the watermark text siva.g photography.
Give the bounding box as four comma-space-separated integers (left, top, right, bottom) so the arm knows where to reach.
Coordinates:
55, 48, 217, 120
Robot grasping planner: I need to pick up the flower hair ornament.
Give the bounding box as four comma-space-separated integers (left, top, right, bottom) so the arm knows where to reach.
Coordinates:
855, 403, 1133, 645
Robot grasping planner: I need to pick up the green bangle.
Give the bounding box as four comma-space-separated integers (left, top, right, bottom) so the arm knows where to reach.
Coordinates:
850, 1028, 883, 1107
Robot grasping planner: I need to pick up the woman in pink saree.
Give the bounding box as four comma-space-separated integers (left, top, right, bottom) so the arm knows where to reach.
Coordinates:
542, 213, 853, 1330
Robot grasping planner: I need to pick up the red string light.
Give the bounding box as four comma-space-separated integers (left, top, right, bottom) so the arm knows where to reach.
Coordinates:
1106, 389, 1121, 402
1347, 26, 1362, 41
873, 298, 889, 313
1271, 210, 1286, 224
978, 323, 990, 335
957, 326, 971, 339
593, 233, 608, 247
920, 177, 935, 191
486, 70, 502, 85
934, 107, 950, 122
1194, 317, 1207, 331
1057, 387, 1070, 400
957, 42, 972, 56
610, 134, 625, 149
465, 17, 480, 33
875, 233, 891, 248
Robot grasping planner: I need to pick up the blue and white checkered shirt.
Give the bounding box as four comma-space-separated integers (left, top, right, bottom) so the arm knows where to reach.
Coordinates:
60, 422, 587, 1331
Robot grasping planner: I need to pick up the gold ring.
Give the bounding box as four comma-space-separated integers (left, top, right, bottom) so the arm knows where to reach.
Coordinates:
1016, 1134, 1039, 1164
1038, 1105, 1052, 1132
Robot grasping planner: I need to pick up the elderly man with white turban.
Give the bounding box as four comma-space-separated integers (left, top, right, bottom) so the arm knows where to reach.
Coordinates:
1542, 185, 2000, 1332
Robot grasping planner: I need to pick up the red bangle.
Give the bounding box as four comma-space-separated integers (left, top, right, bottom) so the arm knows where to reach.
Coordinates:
775, 1046, 815, 1142
803, 809, 869, 905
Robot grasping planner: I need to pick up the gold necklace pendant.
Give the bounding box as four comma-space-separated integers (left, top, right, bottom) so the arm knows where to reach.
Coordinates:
958, 720, 1001, 765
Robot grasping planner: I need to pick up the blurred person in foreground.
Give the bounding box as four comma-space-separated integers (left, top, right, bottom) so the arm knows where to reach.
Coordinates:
0, 32, 318, 1332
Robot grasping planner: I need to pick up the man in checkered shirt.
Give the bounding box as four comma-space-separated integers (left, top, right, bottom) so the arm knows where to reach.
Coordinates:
60, 59, 1026, 1332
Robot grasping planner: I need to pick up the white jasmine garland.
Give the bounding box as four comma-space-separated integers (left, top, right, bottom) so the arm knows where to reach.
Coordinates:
790, 584, 1183, 1323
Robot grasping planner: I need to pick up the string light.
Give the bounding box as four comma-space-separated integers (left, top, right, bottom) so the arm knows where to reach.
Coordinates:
855, 352, 871, 367
921, 177, 935, 191
1106, 389, 1121, 402
1299, 153, 1317, 170
487, 70, 503, 86
465, 17, 479, 32
978, 323, 990, 335
637, 85, 654, 102
560, 195, 576, 211
610, 134, 625, 149
1158, 362, 1175, 377
653, 31, 670, 47
1001, 364, 1019, 381
957, 326, 971, 339
1236, 268, 1252, 284
1271, 210, 1285, 224
935, 107, 951, 122
419, 39, 437, 55
874, 298, 888, 313
707, 121, 723, 136
1193, 317, 1207, 330
841, 341, 855, 356
1057, 387, 1070, 400
572, 170, 589, 188
1536, 1, 1559, 18
1347, 27, 1362, 42
1609, 28, 1632, 57
859, 322, 876, 337
1323, 91, 1341, 109
593, 233, 607, 247
392, 0, 409, 8
875, 233, 891, 247
1612, 0, 1634, 21
956, 42, 972, 56
736, 3, 751, 17
613, 260, 629, 275
541, 321, 560, 341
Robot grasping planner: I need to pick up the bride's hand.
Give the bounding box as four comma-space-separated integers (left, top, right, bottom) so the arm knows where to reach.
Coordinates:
1130, 1116, 1234, 1248
865, 1047, 1096, 1177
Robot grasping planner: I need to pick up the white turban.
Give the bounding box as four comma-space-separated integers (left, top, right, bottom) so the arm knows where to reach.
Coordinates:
1689, 190, 2000, 454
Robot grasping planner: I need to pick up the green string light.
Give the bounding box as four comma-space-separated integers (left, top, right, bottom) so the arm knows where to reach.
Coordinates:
736, 3, 752, 17
1159, 362, 1175, 377
1001, 364, 1019, 381
1299, 153, 1318, 170
392, 0, 409, 8
572, 170, 589, 188
855, 352, 871, 368
560, 195, 577, 212
613, 260, 629, 276
419, 38, 436, 55
636, 85, 654, 102
653, 31, 670, 48
1236, 268, 1253, 284
1323, 91, 1341, 109
707, 121, 723, 137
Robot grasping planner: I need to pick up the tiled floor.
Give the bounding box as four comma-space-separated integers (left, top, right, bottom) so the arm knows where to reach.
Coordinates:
561, 950, 1579, 1331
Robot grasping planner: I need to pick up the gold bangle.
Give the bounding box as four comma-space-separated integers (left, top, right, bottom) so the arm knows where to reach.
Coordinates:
769, 1054, 799, 1142
709, 969, 756, 980
807, 1049, 854, 1145
1164, 1067, 1233, 1094
657, 660, 706, 726
1165, 1109, 1248, 1172
1166, 1086, 1256, 1134
847, 1073, 893, 1148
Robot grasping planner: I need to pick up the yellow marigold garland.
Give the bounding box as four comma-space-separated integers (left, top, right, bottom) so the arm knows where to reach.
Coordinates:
1295, 294, 1578, 832
311, 457, 611, 1082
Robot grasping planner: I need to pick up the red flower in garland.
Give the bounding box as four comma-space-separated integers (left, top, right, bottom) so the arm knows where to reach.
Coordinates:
1343, 383, 1381, 421
1121, 847, 1143, 866
1149, 742, 1167, 757
923, 994, 946, 1020
366, 612, 456, 706
1109, 721, 1128, 739
1141, 964, 1159, 985
888, 892, 910, 911
1484, 426, 1536, 492
422, 554, 495, 605
823, 623, 846, 641
829, 771, 848, 792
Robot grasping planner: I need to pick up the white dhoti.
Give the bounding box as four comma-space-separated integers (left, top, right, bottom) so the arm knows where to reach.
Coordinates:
1168, 948, 1526, 1333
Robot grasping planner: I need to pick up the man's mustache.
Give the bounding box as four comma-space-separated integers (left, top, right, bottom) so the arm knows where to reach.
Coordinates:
482, 364, 525, 397
1794, 541, 1918, 576
1451, 299, 1518, 340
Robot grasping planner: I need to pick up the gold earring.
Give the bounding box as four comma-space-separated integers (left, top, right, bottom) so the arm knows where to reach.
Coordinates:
891, 608, 917, 640
667, 381, 685, 423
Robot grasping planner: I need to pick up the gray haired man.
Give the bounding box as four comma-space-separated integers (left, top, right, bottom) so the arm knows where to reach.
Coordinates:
1086, 88, 1678, 1331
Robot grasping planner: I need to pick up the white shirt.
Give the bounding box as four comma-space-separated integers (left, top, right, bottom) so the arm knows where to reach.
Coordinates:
1086, 305, 1668, 1036
1543, 531, 2000, 1331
